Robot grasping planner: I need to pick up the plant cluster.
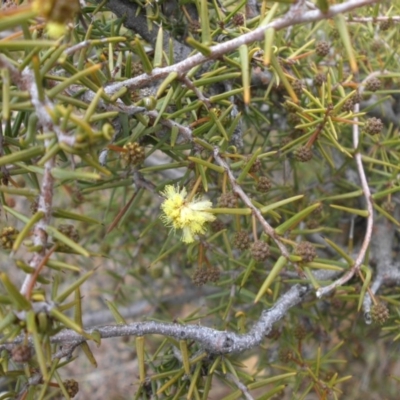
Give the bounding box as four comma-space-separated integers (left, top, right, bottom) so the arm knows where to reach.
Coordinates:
0, 0, 399, 399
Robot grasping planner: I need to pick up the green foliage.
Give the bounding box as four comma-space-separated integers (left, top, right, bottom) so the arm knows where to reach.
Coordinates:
0, 0, 400, 398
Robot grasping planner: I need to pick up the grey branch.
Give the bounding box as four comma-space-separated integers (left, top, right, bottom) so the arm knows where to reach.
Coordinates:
0, 284, 308, 355
104, 0, 380, 96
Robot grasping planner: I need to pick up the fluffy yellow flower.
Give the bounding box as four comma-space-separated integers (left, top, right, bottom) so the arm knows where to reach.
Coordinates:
32, 0, 80, 38
45, 22, 67, 39
160, 185, 215, 243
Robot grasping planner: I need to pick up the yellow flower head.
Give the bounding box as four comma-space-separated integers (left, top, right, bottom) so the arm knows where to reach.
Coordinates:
160, 185, 215, 243
32, 0, 80, 38
45, 22, 67, 39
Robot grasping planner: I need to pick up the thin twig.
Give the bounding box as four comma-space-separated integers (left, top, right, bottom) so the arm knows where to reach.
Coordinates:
24, 245, 57, 299
147, 110, 193, 141
213, 148, 291, 258
14, 67, 64, 294
347, 16, 400, 23
227, 373, 255, 400
20, 157, 55, 295
180, 75, 212, 109
316, 93, 374, 298
316, 71, 392, 297
64, 37, 126, 56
